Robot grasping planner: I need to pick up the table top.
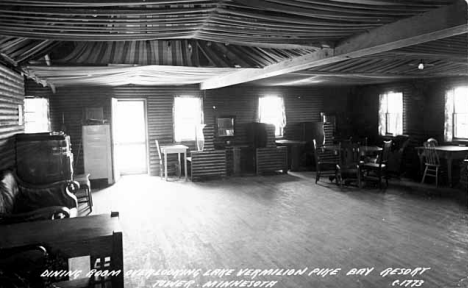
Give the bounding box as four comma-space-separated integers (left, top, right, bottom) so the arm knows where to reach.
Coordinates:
0, 214, 122, 250
415, 145, 468, 152
160, 144, 189, 153
322, 145, 382, 152
275, 139, 307, 145
360, 146, 383, 152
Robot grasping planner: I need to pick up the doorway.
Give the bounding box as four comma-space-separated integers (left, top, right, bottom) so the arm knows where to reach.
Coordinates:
113, 99, 148, 175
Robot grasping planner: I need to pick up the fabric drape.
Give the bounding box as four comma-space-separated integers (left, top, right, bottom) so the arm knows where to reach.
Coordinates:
258, 96, 286, 136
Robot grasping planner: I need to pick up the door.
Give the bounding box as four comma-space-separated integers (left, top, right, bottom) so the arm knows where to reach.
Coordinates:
113, 99, 148, 175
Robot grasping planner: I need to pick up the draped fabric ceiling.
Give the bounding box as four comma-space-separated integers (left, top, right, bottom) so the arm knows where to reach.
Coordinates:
0, 0, 466, 88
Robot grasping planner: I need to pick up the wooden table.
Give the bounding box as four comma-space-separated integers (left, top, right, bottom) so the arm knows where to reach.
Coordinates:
160, 144, 188, 181
275, 140, 306, 171
416, 145, 468, 187
0, 214, 123, 288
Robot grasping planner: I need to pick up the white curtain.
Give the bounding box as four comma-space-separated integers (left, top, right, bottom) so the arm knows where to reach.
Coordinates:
444, 88, 454, 142
378, 93, 387, 136
258, 96, 286, 136
379, 92, 402, 136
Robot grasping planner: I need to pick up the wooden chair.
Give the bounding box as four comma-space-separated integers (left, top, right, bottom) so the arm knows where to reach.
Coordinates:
427, 138, 438, 146
155, 140, 163, 179
361, 140, 392, 188
336, 141, 361, 188
421, 140, 440, 186
312, 139, 339, 184
73, 173, 93, 214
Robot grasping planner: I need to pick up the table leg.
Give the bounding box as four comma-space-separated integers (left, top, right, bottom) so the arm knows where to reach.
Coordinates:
178, 153, 181, 179
112, 231, 124, 288
184, 151, 187, 181
164, 152, 168, 181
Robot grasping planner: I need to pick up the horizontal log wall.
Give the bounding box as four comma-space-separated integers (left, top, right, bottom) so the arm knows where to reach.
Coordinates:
256, 146, 288, 175
26, 82, 112, 176
27, 81, 351, 178
351, 77, 468, 181
0, 64, 24, 170
204, 85, 351, 147
26, 81, 201, 177
189, 150, 226, 181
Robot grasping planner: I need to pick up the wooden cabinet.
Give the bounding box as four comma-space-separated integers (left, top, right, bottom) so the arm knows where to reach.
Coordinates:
82, 125, 113, 184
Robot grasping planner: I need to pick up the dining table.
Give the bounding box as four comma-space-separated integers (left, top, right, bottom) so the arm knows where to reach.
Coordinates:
415, 145, 468, 187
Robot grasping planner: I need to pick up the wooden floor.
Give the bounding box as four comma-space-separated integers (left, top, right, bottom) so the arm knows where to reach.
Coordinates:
86, 172, 468, 288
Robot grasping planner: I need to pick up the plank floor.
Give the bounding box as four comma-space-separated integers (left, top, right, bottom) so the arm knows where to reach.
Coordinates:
86, 172, 468, 288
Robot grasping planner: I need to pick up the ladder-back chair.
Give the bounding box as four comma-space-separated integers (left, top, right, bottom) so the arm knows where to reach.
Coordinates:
421, 140, 440, 186
336, 141, 361, 188
155, 140, 163, 179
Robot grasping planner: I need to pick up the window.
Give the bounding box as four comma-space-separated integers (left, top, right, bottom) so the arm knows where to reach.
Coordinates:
378, 92, 403, 136
258, 96, 286, 137
24, 98, 50, 133
445, 86, 468, 141
173, 96, 203, 142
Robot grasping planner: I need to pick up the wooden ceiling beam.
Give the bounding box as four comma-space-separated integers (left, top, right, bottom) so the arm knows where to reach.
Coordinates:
200, 0, 468, 90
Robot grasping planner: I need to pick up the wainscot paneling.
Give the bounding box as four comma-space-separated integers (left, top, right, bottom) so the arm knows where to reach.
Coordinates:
0, 64, 24, 170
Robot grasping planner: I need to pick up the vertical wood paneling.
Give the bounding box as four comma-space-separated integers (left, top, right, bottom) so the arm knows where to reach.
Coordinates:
0, 64, 24, 170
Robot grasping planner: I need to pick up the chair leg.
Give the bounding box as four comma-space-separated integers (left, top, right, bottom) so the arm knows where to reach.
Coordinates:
159, 160, 163, 180
357, 168, 362, 188
316, 170, 320, 183
87, 188, 93, 212
421, 166, 428, 184
435, 167, 438, 187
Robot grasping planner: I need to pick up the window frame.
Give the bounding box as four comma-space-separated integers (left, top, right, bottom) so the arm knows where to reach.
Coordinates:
24, 97, 51, 133
379, 91, 403, 136
173, 95, 203, 142
451, 86, 468, 141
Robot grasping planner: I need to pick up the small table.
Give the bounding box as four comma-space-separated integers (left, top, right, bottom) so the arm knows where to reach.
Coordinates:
416, 145, 468, 187
160, 144, 188, 181
0, 214, 123, 287
275, 140, 306, 171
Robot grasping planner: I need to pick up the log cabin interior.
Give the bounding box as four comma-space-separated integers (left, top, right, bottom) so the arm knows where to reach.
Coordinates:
0, 1, 467, 287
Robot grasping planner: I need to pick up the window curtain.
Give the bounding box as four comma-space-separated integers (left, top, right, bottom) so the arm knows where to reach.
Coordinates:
389, 92, 403, 135
444, 88, 454, 142
173, 96, 203, 142
379, 92, 403, 136
378, 93, 387, 136
257, 96, 287, 126
279, 97, 287, 129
